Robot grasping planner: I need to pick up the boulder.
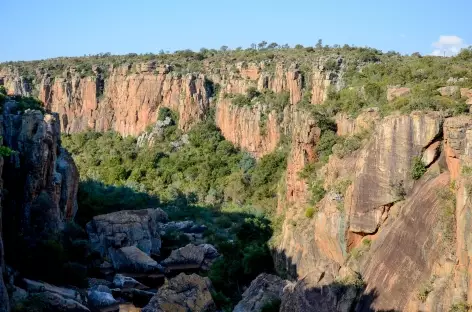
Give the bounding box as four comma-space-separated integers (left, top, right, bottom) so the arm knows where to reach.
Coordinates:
86, 208, 168, 259
233, 273, 287, 312
87, 285, 119, 311
142, 273, 216, 312
161, 244, 219, 271
109, 246, 164, 273
113, 274, 147, 290
23, 279, 85, 303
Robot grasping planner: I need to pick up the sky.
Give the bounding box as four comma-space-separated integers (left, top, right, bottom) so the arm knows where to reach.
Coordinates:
2, 0, 471, 62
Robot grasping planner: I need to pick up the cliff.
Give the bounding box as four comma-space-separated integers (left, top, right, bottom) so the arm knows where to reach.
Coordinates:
0, 98, 79, 311
0, 58, 339, 157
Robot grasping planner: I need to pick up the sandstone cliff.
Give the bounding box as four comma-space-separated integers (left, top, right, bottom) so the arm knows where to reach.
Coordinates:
0, 60, 339, 157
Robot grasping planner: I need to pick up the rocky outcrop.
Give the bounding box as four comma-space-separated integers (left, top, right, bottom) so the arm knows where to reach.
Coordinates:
86, 208, 168, 259
161, 244, 219, 271
233, 273, 287, 312
1, 108, 79, 237
142, 273, 216, 312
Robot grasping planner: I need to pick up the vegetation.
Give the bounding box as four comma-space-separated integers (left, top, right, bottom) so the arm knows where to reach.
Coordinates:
411, 156, 427, 180
62, 112, 287, 309
305, 207, 317, 219
450, 302, 471, 312
416, 276, 436, 303
437, 183, 456, 248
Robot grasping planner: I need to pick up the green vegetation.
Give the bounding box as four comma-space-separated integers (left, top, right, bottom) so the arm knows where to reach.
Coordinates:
416, 276, 436, 303
411, 156, 427, 180
349, 238, 372, 261
62, 111, 287, 309
450, 302, 471, 312
305, 206, 317, 219
437, 183, 456, 248
260, 299, 282, 312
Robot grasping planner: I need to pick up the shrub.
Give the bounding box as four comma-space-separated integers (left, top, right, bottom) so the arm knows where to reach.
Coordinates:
309, 180, 326, 205
411, 156, 427, 180
0, 85, 6, 95
449, 302, 471, 312
305, 207, 317, 219
416, 277, 435, 303
261, 299, 281, 312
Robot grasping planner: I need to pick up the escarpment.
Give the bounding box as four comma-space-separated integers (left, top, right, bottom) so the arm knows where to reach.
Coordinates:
0, 58, 340, 157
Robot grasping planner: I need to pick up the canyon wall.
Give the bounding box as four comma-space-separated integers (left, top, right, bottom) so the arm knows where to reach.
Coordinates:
0, 60, 339, 157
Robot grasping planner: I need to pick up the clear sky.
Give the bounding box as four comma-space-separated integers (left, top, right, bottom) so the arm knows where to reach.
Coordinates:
2, 0, 471, 62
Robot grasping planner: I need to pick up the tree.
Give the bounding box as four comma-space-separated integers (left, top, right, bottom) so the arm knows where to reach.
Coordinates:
257, 41, 267, 50
295, 44, 304, 49
267, 42, 278, 49
316, 39, 323, 49
220, 45, 229, 52
250, 43, 257, 50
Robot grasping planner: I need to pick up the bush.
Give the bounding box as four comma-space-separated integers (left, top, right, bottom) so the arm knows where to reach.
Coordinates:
0, 85, 6, 95
411, 156, 427, 180
261, 299, 282, 312
305, 207, 317, 218
309, 180, 326, 205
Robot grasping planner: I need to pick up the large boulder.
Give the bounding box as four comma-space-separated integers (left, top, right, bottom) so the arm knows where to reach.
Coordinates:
161, 244, 219, 271
109, 246, 164, 273
142, 273, 216, 312
86, 208, 168, 259
23, 279, 85, 303
87, 285, 119, 311
233, 273, 287, 312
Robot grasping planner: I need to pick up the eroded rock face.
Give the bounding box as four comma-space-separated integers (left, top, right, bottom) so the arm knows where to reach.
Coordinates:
233, 273, 287, 312
1, 109, 79, 239
348, 112, 443, 235
142, 273, 216, 312
37, 66, 211, 136
215, 99, 282, 157
284, 110, 320, 207
86, 208, 168, 259
358, 173, 450, 311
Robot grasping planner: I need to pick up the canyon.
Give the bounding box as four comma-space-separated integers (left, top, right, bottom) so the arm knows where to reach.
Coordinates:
1, 49, 472, 312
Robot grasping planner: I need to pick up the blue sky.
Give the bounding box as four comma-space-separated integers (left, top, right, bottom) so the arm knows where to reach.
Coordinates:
2, 0, 471, 62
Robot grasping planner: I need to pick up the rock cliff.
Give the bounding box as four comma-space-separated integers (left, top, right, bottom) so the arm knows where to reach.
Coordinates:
0, 98, 79, 311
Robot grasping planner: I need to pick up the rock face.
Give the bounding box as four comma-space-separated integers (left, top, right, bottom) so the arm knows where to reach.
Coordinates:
348, 112, 443, 235
1, 60, 340, 146
215, 99, 282, 157
283, 110, 320, 207
86, 208, 168, 259
1, 108, 79, 237
233, 273, 287, 312
358, 173, 451, 311
142, 273, 216, 312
